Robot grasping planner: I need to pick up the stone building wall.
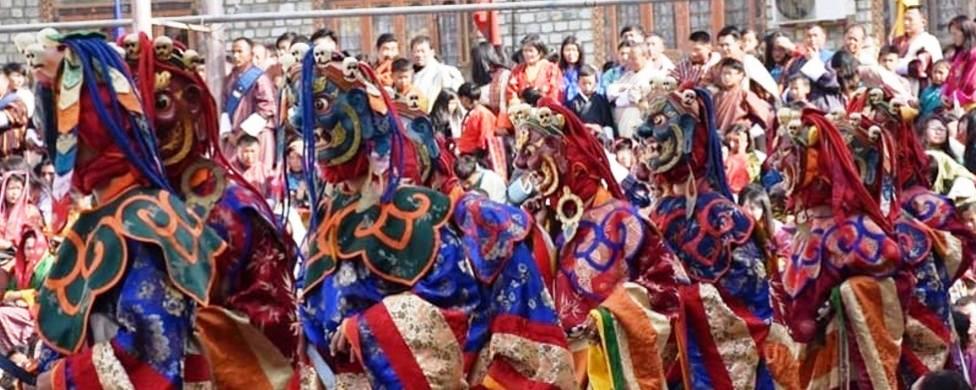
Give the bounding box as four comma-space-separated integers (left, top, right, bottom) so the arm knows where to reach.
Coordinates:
222, 0, 318, 49
497, 7, 597, 63
0, 0, 44, 65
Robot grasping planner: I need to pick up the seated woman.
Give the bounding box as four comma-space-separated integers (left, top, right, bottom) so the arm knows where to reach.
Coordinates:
0, 171, 49, 356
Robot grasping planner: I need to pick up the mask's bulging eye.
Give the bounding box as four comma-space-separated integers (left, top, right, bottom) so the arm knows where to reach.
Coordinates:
315, 97, 329, 112
653, 114, 666, 126
156, 94, 172, 110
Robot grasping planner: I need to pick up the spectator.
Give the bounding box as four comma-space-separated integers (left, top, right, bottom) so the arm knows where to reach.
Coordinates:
430, 88, 464, 140
944, 16, 976, 111
714, 58, 772, 134
252, 43, 270, 71
879, 44, 901, 72
568, 64, 614, 137
598, 40, 633, 95
471, 42, 511, 118
843, 24, 877, 65
911, 369, 970, 390
607, 41, 653, 138
391, 58, 418, 99
520, 87, 544, 106
284, 141, 308, 207
455, 154, 506, 203
620, 24, 645, 44
924, 114, 965, 163
741, 29, 759, 56
893, 6, 943, 75
412, 35, 464, 113
32, 159, 53, 227
776, 25, 836, 90
764, 31, 791, 82
0, 72, 28, 160
738, 183, 790, 260
786, 73, 814, 107
310, 28, 339, 53
688, 30, 721, 72
920, 59, 950, 118
234, 134, 270, 197
222, 37, 277, 175
803, 25, 835, 63
646, 32, 676, 74
715, 25, 779, 101
507, 34, 561, 105
558, 36, 584, 104
275, 31, 299, 57
2, 64, 31, 120
373, 33, 399, 88
831, 50, 865, 106
458, 82, 507, 181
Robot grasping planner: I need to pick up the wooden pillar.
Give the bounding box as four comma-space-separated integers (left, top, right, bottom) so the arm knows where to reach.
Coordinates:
132, 0, 153, 35
710, 0, 724, 32
675, 0, 690, 51
203, 0, 225, 108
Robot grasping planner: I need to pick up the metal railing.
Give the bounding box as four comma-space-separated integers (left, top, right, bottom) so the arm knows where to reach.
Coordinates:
0, 0, 666, 33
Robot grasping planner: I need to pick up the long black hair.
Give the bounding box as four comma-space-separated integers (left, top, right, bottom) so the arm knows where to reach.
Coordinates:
831, 49, 862, 95
430, 88, 460, 138
950, 15, 976, 57
470, 41, 507, 86
763, 30, 788, 70
558, 35, 585, 71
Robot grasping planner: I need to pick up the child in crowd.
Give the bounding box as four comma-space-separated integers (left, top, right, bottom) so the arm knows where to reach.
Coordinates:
714, 58, 773, 134
454, 154, 506, 203
457, 82, 507, 181
786, 73, 813, 107
879, 45, 901, 73
391, 57, 415, 99
235, 134, 270, 198
568, 64, 615, 138
921, 59, 951, 118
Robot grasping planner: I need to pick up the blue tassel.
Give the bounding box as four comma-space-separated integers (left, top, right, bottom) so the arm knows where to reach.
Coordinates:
62, 36, 173, 193
299, 49, 321, 231
695, 88, 734, 200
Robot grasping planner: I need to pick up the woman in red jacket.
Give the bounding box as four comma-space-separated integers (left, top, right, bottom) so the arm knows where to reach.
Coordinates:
944, 16, 976, 111
506, 34, 562, 105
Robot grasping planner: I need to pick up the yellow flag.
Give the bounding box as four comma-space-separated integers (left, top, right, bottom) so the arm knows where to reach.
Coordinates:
892, 0, 922, 38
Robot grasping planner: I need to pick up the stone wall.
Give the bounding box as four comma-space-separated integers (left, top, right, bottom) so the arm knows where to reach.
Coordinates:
222, 0, 317, 48
495, 3, 598, 64
0, 0, 43, 65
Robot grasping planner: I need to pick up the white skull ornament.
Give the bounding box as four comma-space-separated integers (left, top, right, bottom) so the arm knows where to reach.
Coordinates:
313, 43, 333, 69
154, 36, 174, 61
123, 33, 141, 62
290, 42, 311, 62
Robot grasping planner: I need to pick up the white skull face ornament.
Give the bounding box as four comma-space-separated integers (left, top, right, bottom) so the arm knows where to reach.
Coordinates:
291, 42, 311, 61
154, 36, 174, 61
123, 33, 141, 62
13, 33, 36, 56
313, 43, 333, 69
182, 49, 203, 71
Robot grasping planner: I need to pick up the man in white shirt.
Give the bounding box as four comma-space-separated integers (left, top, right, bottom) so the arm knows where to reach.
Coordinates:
843, 24, 877, 65
646, 33, 675, 74
607, 41, 654, 138
411, 35, 464, 112
893, 6, 943, 75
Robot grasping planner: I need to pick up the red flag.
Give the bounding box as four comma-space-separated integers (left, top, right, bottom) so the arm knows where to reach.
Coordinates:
473, 0, 501, 46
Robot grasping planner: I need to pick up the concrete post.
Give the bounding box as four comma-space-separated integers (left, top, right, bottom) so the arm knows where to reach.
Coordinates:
203, 0, 226, 109
132, 0, 152, 35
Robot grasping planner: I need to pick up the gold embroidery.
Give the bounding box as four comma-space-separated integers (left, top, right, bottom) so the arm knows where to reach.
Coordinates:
699, 284, 760, 389
383, 294, 465, 387
488, 333, 576, 388
92, 341, 136, 390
